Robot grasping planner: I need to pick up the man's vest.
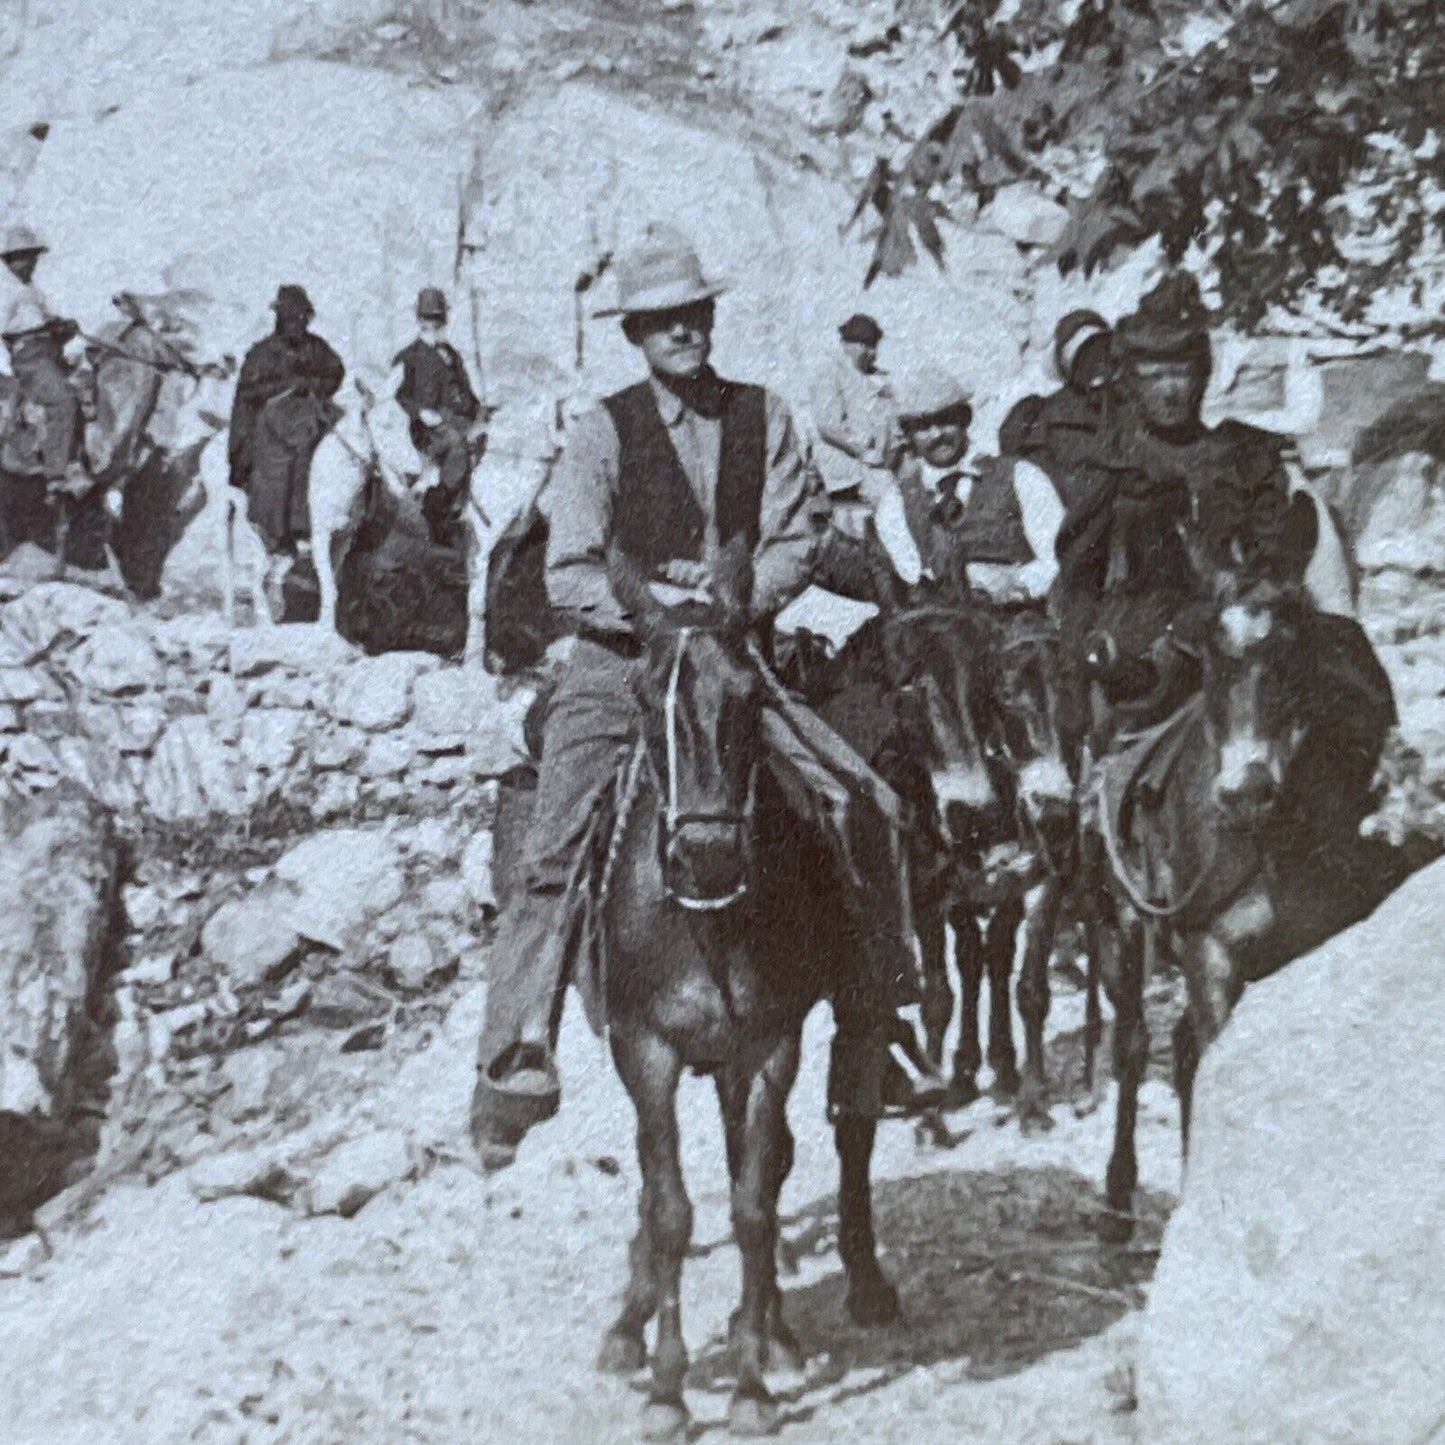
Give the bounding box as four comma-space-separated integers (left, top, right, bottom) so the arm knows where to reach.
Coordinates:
604, 379, 768, 570
903, 454, 1033, 573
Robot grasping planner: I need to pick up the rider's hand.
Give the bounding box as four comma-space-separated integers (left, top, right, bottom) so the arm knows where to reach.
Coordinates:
419, 408, 443, 427
660, 558, 708, 589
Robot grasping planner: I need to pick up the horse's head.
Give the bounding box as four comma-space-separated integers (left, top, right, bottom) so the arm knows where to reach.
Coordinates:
1190, 576, 1311, 830
610, 536, 764, 910
876, 580, 1000, 854
988, 605, 1074, 858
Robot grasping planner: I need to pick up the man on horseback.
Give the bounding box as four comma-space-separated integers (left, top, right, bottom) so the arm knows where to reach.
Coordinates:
1052, 270, 1394, 823
0, 223, 89, 494
228, 284, 345, 562
471, 225, 936, 1169
392, 286, 485, 551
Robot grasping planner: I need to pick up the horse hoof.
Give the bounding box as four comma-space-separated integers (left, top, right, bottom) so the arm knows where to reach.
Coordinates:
728, 1389, 780, 1438
1097, 1208, 1136, 1246
596, 1328, 647, 1375
765, 1323, 806, 1377
989, 1070, 1021, 1101
944, 1076, 981, 1111
1018, 1105, 1055, 1137
641, 1399, 689, 1443
846, 1270, 901, 1328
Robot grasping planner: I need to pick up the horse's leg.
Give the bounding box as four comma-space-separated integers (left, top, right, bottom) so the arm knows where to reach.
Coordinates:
917, 897, 951, 1075
834, 1113, 899, 1326
1100, 917, 1149, 1245
985, 894, 1024, 1099
1171, 1011, 1201, 1161
947, 907, 985, 1108
597, 1199, 655, 1374
1016, 877, 1062, 1133
610, 1028, 691, 1441
719, 1036, 802, 1435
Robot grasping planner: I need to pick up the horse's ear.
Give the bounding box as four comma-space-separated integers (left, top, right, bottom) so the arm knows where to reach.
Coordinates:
708, 534, 754, 629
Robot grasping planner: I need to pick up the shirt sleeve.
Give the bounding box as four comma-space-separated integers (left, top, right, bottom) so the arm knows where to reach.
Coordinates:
752, 392, 824, 618
539, 405, 629, 633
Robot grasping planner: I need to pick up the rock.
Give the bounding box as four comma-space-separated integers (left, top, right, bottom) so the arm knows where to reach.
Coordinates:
227, 625, 352, 680
188, 1144, 300, 1206
1137, 860, 1445, 1445
359, 732, 415, 779
306, 1130, 412, 1218
415, 754, 470, 788
312, 771, 362, 820
981, 184, 1070, 248
239, 708, 309, 773
78, 699, 167, 754
404, 817, 455, 861
67, 623, 164, 695
387, 934, 444, 991
0, 582, 130, 657
0, 703, 20, 731
0, 665, 59, 705
50, 737, 139, 812
200, 887, 304, 989
411, 666, 487, 742
122, 952, 175, 986
312, 725, 365, 770
218, 1047, 278, 1120
0, 791, 118, 1169
123, 883, 165, 932
331, 652, 434, 730
205, 671, 247, 740
5, 733, 57, 775
275, 829, 404, 950
307, 971, 392, 1029
421, 875, 468, 921
460, 830, 496, 911
142, 716, 246, 823
466, 688, 535, 777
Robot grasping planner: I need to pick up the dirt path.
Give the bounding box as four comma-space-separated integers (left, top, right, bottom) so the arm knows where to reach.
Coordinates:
0, 983, 1177, 1444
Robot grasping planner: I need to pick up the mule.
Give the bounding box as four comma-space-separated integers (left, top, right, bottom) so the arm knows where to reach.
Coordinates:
593, 537, 917, 1439
1082, 573, 1421, 1241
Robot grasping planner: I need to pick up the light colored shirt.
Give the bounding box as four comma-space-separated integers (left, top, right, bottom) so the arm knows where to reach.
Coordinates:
541, 374, 822, 633
0, 268, 56, 376
808, 347, 899, 500
874, 455, 1063, 597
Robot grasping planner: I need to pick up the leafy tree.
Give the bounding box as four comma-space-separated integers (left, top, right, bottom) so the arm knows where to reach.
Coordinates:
848, 0, 1445, 328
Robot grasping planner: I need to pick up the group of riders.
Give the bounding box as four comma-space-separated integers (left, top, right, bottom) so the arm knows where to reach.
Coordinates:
0, 224, 485, 587
0, 216, 1396, 1177
467, 223, 1397, 1172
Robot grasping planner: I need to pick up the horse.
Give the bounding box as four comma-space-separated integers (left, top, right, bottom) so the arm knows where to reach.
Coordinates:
0, 290, 228, 589
1081, 566, 1423, 1242
593, 535, 884, 1439
217, 375, 416, 634
939, 601, 1075, 1130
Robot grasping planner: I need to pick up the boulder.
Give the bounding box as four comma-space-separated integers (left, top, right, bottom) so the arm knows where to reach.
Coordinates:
227, 625, 352, 680
0, 583, 130, 658
387, 934, 445, 991
67, 624, 165, 696
239, 708, 309, 773
1138, 859, 1445, 1445
306, 1129, 413, 1218
460, 830, 497, 911
274, 828, 404, 951
200, 888, 304, 990
331, 652, 434, 730
981, 184, 1070, 248
0, 665, 60, 705
0, 789, 119, 1220
142, 716, 247, 823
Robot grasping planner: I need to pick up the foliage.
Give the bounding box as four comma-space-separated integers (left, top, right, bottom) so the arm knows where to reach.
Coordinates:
848, 0, 1445, 328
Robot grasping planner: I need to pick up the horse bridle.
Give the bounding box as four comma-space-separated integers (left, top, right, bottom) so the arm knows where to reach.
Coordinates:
656, 625, 758, 913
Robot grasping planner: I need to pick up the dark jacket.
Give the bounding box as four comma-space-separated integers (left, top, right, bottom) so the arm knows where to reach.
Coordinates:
998, 384, 1112, 513
392, 337, 479, 446
228, 330, 345, 489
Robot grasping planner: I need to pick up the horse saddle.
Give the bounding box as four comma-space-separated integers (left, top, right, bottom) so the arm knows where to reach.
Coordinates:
1090, 693, 1204, 858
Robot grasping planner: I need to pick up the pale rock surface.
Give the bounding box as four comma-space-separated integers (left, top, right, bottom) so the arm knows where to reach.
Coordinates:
331, 651, 434, 731
460, 830, 497, 911
200, 889, 304, 990
274, 828, 404, 951
0, 790, 117, 1119
142, 715, 247, 822
1138, 859, 1445, 1445
66, 624, 164, 696
306, 1130, 412, 1218
387, 934, 444, 991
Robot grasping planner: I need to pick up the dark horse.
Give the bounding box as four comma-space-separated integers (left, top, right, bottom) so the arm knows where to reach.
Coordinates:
595, 536, 909, 1439
1082, 566, 1423, 1241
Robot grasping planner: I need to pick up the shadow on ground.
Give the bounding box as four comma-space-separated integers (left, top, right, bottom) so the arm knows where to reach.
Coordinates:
685, 1164, 1168, 1421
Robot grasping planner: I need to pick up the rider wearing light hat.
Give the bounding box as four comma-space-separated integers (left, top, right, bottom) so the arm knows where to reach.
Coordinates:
0, 222, 89, 487
393, 286, 484, 549
471, 223, 939, 1168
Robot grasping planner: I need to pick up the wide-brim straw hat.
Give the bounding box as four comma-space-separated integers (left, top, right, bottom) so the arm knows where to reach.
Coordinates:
1, 222, 47, 258
593, 223, 730, 318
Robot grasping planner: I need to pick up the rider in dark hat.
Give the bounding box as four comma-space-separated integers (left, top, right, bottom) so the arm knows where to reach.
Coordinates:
1052, 270, 1393, 823
228, 285, 345, 557
393, 286, 484, 550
